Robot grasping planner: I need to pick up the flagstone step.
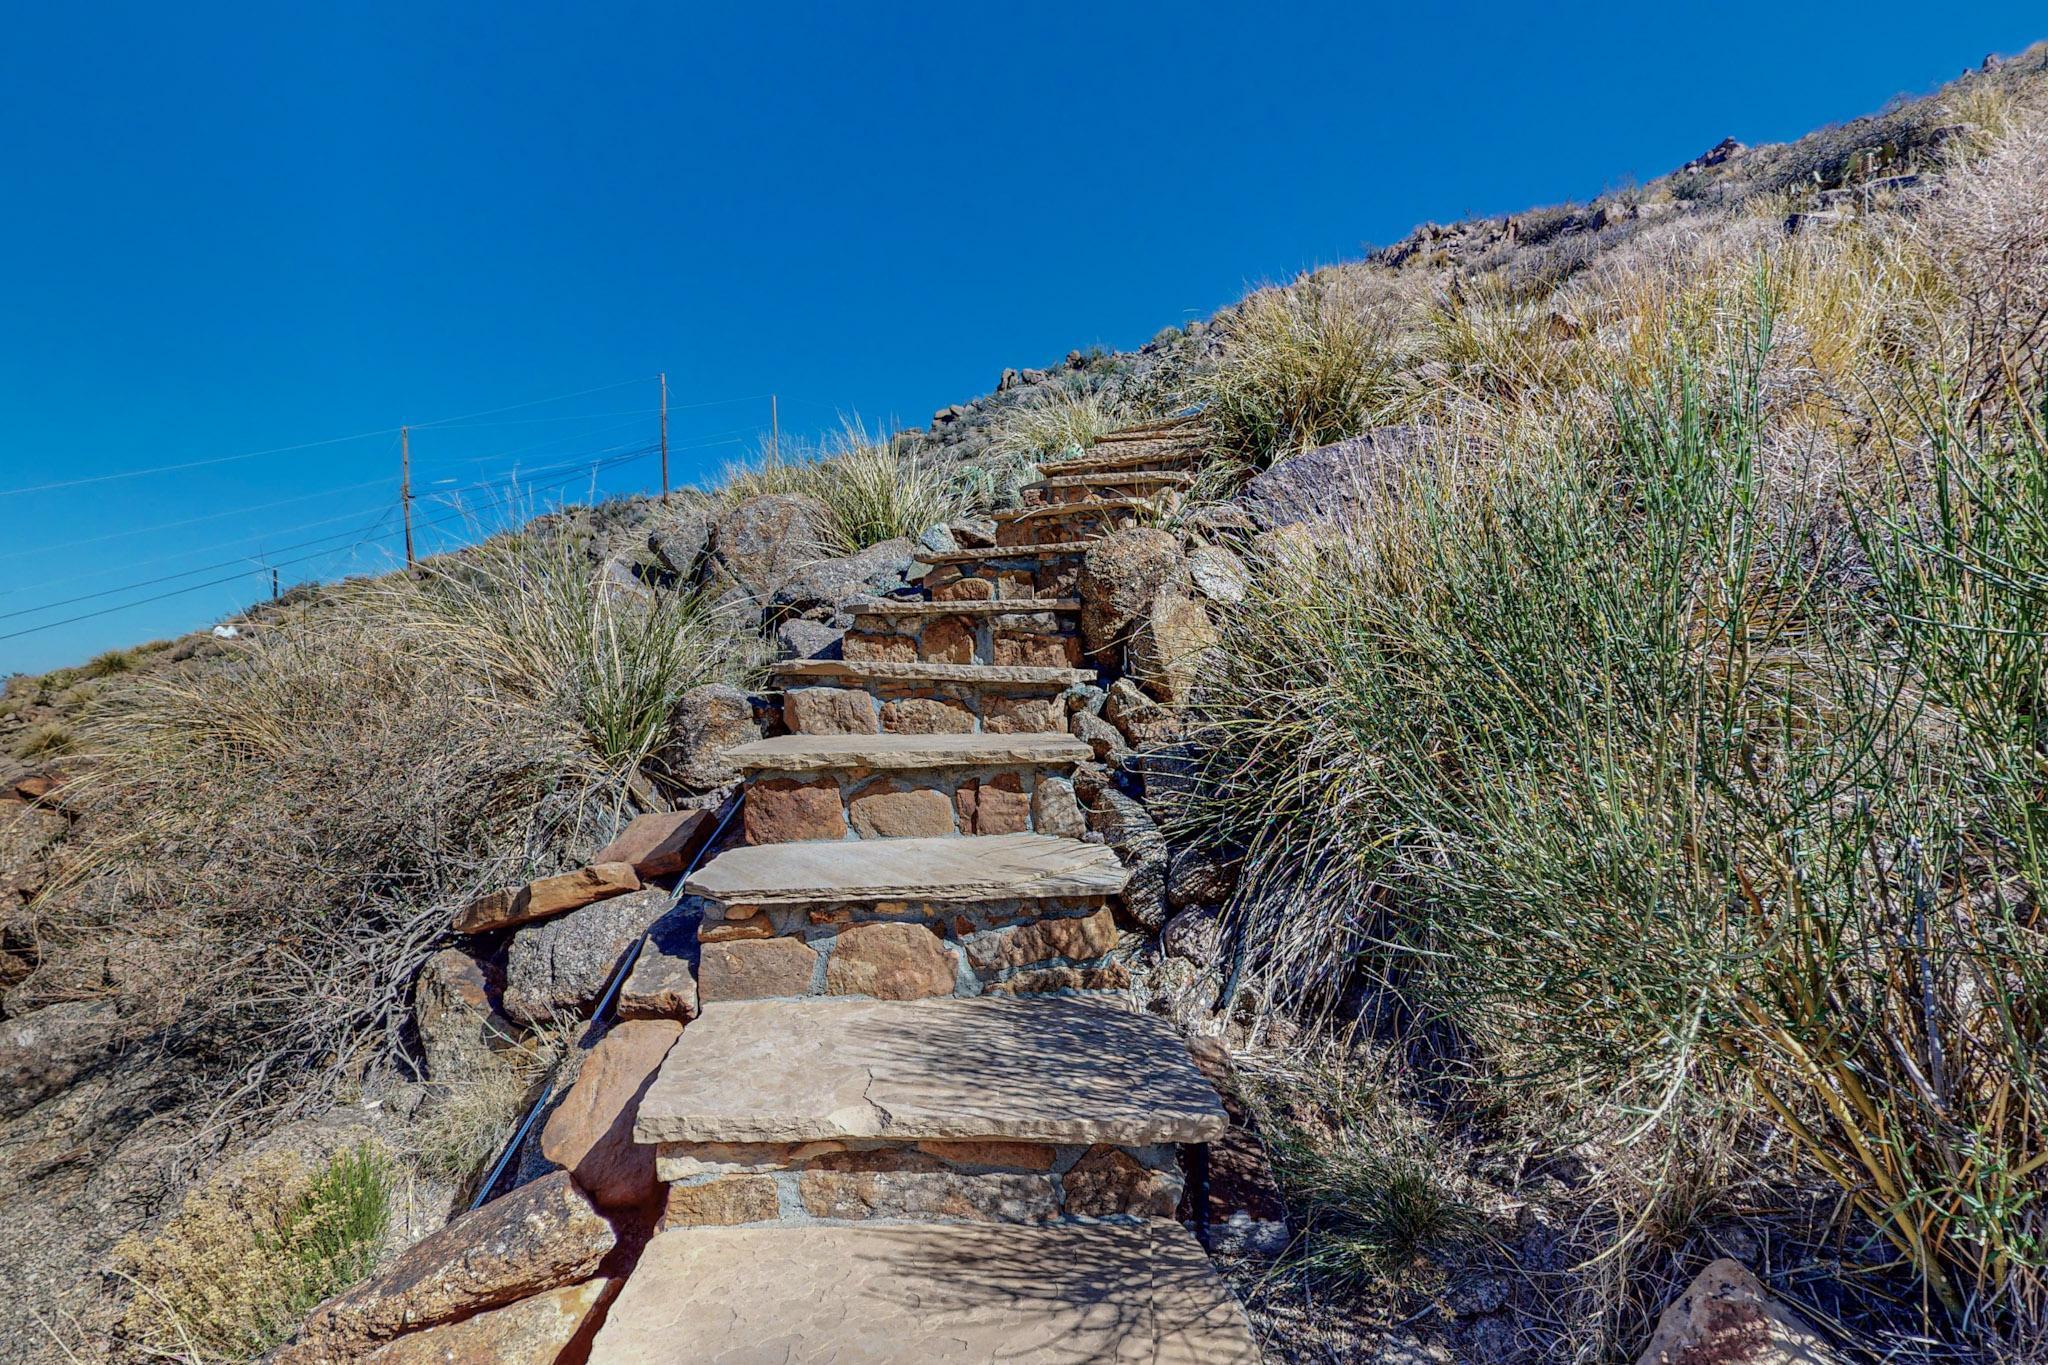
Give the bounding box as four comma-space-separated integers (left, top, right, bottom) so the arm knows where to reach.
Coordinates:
1023, 471, 1194, 505
588, 1219, 1260, 1364
914, 541, 1093, 601
846, 596, 1081, 617
686, 832, 1125, 908
992, 498, 1162, 547
772, 659, 1091, 738
636, 994, 1228, 1146
726, 732, 1090, 774
914, 540, 1096, 565
1037, 446, 1205, 478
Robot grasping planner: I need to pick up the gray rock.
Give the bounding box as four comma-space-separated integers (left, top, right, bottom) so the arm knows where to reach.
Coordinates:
917, 523, 958, 555
1161, 907, 1222, 966
413, 948, 523, 1082
504, 887, 675, 1024
1243, 425, 1443, 532
1183, 502, 1258, 538
1122, 852, 1170, 931
775, 618, 844, 661
1078, 528, 1187, 657
700, 493, 831, 609
769, 537, 917, 614
0, 999, 128, 1119
662, 683, 762, 790
647, 505, 714, 579
1071, 710, 1131, 765
1187, 545, 1248, 605
1167, 847, 1238, 910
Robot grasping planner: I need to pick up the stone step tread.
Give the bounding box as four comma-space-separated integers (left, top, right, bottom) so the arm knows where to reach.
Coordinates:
724, 732, 1090, 773
590, 1219, 1259, 1363
993, 497, 1162, 524
846, 596, 1081, 618
772, 659, 1095, 688
685, 831, 1128, 907
1036, 448, 1205, 477
915, 540, 1096, 566
636, 994, 1228, 1145
1028, 471, 1195, 490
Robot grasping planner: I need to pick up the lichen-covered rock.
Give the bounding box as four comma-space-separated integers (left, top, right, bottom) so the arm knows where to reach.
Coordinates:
0, 1000, 128, 1120
1127, 591, 1219, 705
357, 1278, 611, 1364
541, 1018, 682, 1210
1167, 847, 1239, 910
412, 949, 522, 1082
663, 683, 762, 790
1078, 528, 1187, 657
1187, 544, 1249, 604
503, 887, 674, 1024
770, 537, 917, 614
700, 493, 830, 610
647, 503, 715, 578
1634, 1260, 1844, 1364
1242, 425, 1441, 532
776, 617, 845, 661
288, 1170, 613, 1355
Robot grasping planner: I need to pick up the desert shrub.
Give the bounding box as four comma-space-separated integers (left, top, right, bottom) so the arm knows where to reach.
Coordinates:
988, 388, 1123, 463
1171, 325, 2048, 1342
80, 648, 139, 680
53, 606, 592, 1126
401, 531, 756, 771
1194, 272, 1412, 468
114, 1144, 391, 1360
10, 719, 73, 761
720, 424, 974, 551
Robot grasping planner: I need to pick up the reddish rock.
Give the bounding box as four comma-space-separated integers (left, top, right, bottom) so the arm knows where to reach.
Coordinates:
663, 1175, 780, 1227
783, 687, 879, 736
993, 632, 1080, 668
882, 697, 976, 735
1079, 528, 1186, 657
292, 1171, 612, 1352
666, 683, 762, 789
591, 810, 715, 880
980, 695, 1062, 735
965, 909, 1118, 973
699, 936, 820, 1001
824, 923, 958, 1000
357, 1277, 611, 1364
1063, 1146, 1180, 1218
964, 774, 1030, 835
452, 862, 641, 935
1635, 1260, 1842, 1364
744, 777, 847, 845
843, 631, 918, 663
616, 914, 698, 1021
848, 783, 956, 839
918, 616, 977, 664
542, 1019, 682, 1211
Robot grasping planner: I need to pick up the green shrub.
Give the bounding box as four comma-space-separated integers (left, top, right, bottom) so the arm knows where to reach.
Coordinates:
1170, 321, 2048, 1340
114, 1144, 392, 1360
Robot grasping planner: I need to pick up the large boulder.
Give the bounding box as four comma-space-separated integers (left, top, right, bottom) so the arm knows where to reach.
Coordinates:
646, 503, 716, 579
540, 1018, 682, 1210
661, 684, 762, 791
1241, 425, 1440, 532
357, 1278, 611, 1364
700, 494, 831, 611
1077, 528, 1187, 657
769, 538, 918, 615
504, 887, 675, 1025
287, 1170, 613, 1357
1635, 1260, 1844, 1364
1126, 591, 1219, 705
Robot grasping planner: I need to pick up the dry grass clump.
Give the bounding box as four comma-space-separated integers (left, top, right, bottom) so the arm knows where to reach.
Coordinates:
988, 387, 1125, 462
403, 1026, 571, 1184
113, 1144, 391, 1361
397, 528, 758, 772
719, 423, 976, 551
9, 718, 73, 761
1195, 271, 1415, 468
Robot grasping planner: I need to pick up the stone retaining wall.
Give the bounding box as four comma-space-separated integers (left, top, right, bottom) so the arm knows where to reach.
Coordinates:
696, 897, 1127, 1003
923, 554, 1081, 601
656, 1138, 1182, 1230
842, 610, 1080, 669
783, 682, 1071, 737
742, 766, 1085, 844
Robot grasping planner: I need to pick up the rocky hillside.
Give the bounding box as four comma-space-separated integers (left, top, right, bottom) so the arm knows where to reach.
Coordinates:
5, 42, 2048, 1363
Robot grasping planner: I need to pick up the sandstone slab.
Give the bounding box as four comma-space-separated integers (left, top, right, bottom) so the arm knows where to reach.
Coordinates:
685, 832, 1127, 908
726, 732, 1089, 773
773, 657, 1094, 689
914, 541, 1094, 566
587, 1220, 1258, 1364
634, 995, 1227, 1146
296, 1170, 612, 1350
615, 909, 699, 1022
453, 862, 641, 935
1635, 1260, 1843, 1365
541, 1018, 682, 1211
697, 936, 820, 1000
822, 922, 958, 999
590, 810, 715, 880
782, 686, 879, 735
357, 1277, 610, 1365
848, 597, 1081, 617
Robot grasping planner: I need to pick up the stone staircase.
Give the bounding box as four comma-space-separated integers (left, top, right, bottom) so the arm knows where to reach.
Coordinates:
590, 415, 1259, 1362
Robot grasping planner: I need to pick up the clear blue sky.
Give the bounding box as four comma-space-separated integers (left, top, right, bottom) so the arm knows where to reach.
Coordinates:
1, 3, 2039, 674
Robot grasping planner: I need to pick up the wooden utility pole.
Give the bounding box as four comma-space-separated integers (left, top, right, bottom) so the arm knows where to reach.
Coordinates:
270, 566, 280, 601
401, 425, 415, 569
771, 394, 780, 460
659, 372, 670, 502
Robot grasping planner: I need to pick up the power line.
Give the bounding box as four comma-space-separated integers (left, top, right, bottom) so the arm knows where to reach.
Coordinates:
0, 439, 719, 645
0, 374, 657, 500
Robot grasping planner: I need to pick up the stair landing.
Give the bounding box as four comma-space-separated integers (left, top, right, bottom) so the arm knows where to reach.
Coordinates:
588, 1219, 1260, 1364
